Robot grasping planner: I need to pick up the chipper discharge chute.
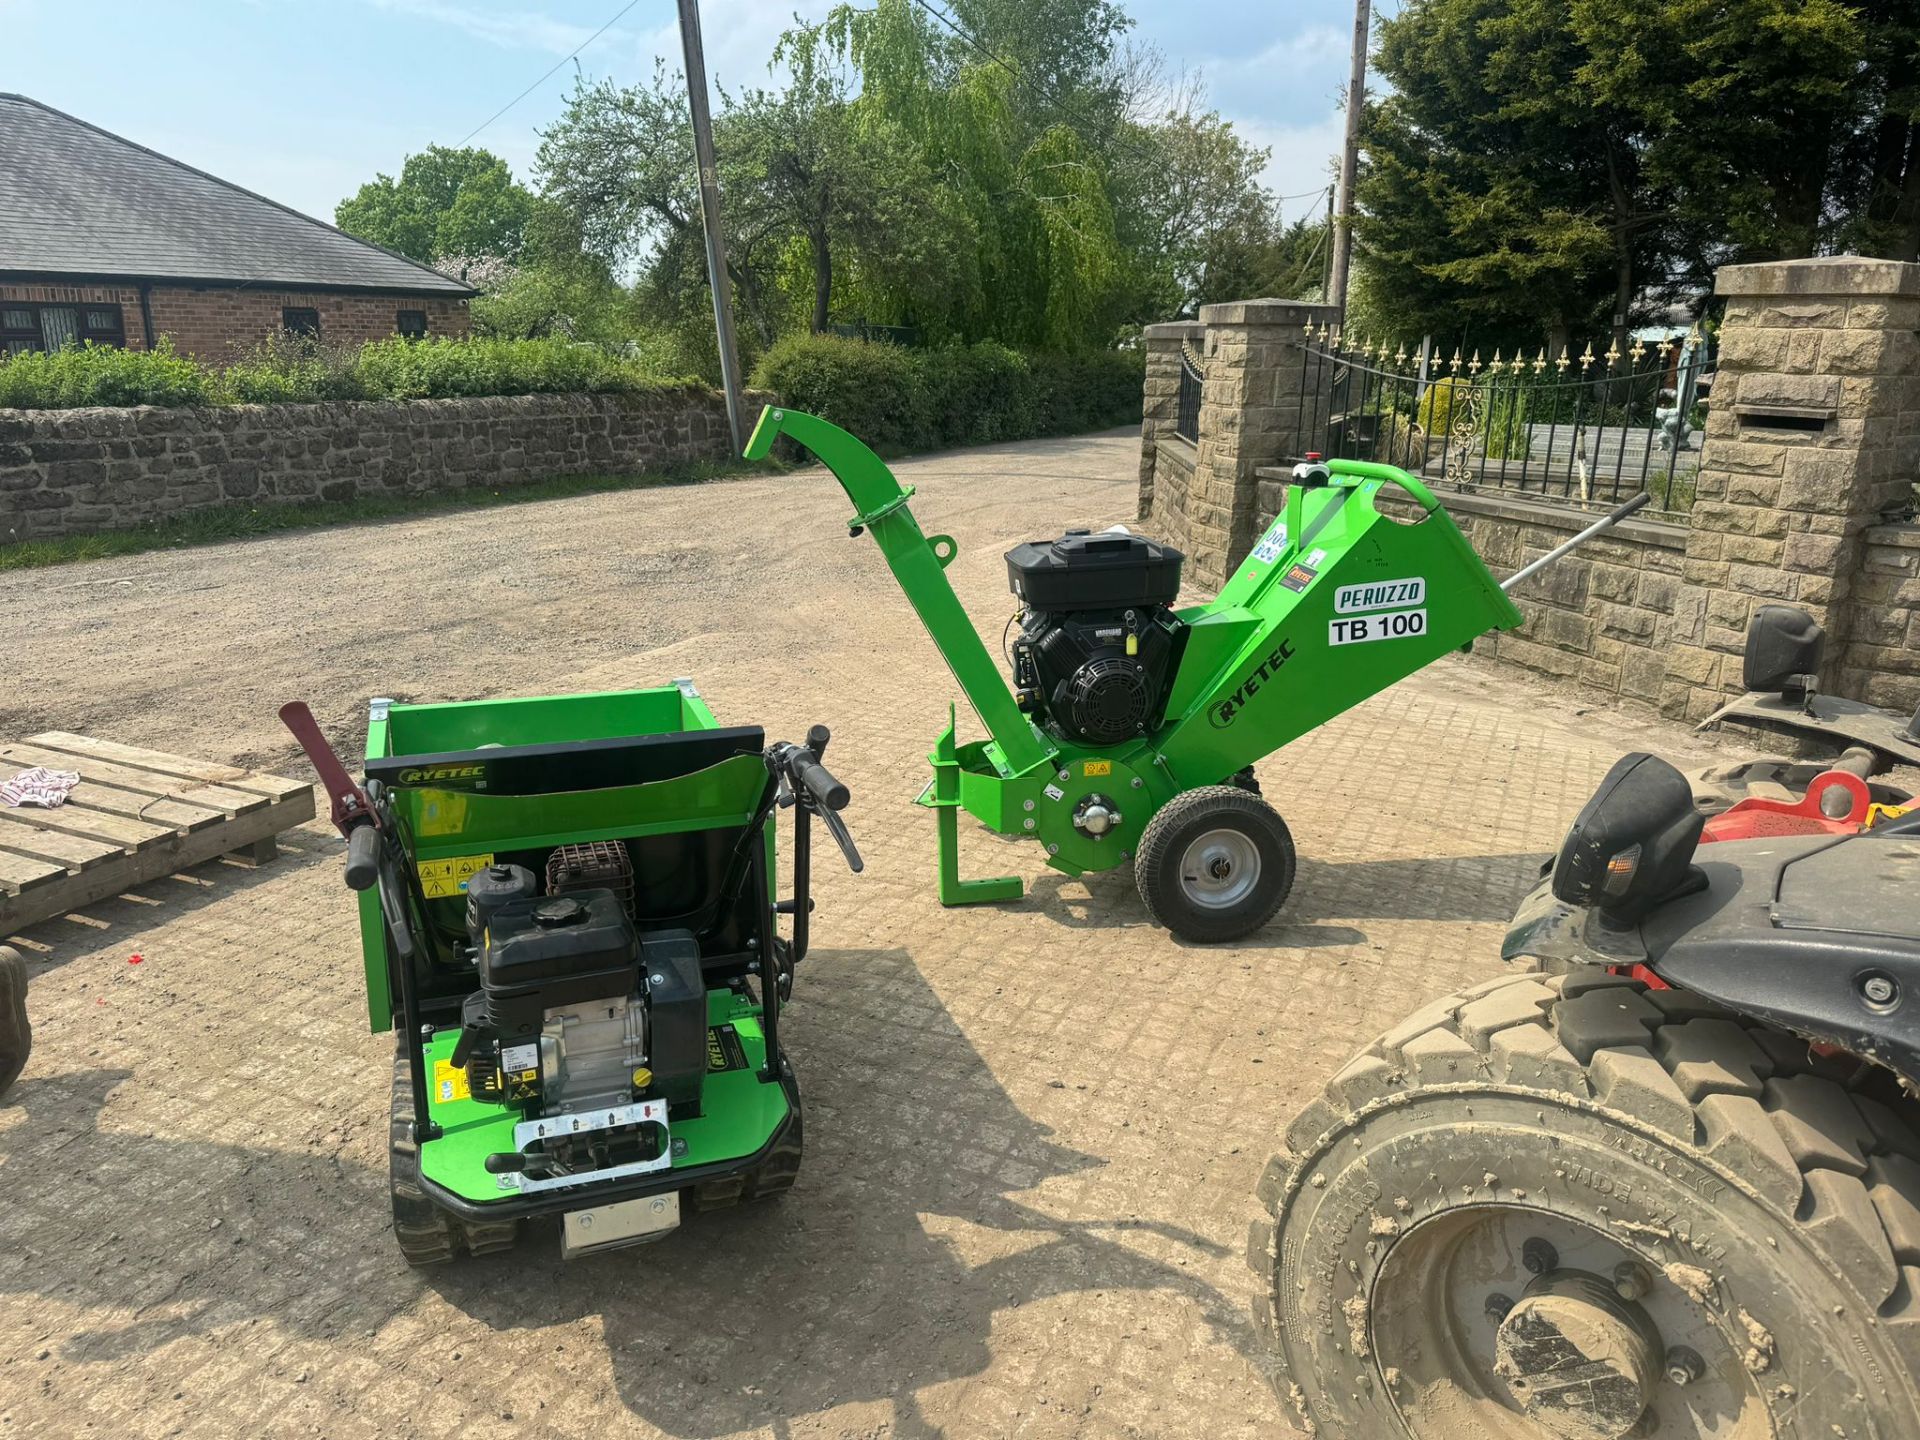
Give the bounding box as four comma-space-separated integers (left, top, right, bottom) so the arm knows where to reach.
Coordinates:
747, 405, 1646, 943
280, 681, 862, 1265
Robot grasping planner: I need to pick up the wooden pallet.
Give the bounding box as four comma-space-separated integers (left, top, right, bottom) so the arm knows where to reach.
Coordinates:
0, 731, 315, 936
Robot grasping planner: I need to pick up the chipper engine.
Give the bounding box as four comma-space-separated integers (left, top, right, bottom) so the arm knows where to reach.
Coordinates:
281, 682, 861, 1265
747, 405, 1646, 942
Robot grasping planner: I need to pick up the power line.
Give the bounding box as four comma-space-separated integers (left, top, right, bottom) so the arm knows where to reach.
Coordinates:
459, 0, 644, 146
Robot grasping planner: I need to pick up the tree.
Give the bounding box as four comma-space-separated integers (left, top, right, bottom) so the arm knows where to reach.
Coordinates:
1358, 0, 1920, 345
335, 146, 535, 263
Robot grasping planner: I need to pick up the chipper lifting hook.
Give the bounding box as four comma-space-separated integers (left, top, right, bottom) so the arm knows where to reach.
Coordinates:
1499, 491, 1652, 593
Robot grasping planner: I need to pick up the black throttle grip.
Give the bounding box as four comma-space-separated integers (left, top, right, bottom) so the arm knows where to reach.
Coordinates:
792, 751, 850, 812
344, 823, 381, 892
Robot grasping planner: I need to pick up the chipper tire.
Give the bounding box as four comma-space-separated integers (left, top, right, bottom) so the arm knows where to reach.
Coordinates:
389, 1045, 519, 1266
0, 945, 29, 1100
1250, 970, 1920, 1440
1135, 786, 1294, 943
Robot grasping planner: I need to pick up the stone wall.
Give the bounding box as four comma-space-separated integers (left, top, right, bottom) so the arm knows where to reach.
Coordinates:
0, 388, 741, 542
1139, 258, 1920, 716
1848, 524, 1920, 713
1661, 257, 1920, 719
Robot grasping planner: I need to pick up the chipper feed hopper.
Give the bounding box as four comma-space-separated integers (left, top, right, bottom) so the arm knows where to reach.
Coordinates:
747, 405, 1644, 943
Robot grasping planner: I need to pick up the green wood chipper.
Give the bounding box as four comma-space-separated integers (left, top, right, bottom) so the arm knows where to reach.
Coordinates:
747, 405, 1646, 943
280, 683, 862, 1264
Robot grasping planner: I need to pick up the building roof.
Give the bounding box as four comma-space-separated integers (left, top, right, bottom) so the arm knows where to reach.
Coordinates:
0, 94, 472, 296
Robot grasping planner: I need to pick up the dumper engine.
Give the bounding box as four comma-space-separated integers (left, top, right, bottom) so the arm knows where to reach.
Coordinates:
1005, 529, 1187, 745
448, 855, 709, 1180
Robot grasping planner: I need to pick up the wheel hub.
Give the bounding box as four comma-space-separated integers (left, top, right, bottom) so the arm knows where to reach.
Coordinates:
1179, 827, 1261, 909
1493, 1270, 1659, 1440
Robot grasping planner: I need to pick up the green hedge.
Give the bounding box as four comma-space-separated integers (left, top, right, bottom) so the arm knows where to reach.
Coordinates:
0, 336, 692, 410
749, 334, 1143, 454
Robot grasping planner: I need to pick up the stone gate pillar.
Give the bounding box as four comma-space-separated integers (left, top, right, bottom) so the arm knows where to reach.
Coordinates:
1660, 257, 1920, 720
1191, 299, 1340, 581
1138, 320, 1202, 522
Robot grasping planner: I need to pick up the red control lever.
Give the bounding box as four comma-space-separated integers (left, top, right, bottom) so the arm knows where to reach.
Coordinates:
278, 701, 380, 836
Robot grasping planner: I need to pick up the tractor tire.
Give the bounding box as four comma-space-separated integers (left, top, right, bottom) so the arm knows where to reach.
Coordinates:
0, 945, 29, 1100
1135, 785, 1295, 943
388, 1044, 519, 1266
1250, 970, 1920, 1440
690, 1068, 803, 1212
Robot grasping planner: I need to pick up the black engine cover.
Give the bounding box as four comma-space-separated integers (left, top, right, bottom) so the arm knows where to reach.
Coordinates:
1013, 609, 1185, 745
1005, 529, 1187, 746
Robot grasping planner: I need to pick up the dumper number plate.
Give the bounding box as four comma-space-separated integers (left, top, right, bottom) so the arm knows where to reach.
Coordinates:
1329, 609, 1428, 646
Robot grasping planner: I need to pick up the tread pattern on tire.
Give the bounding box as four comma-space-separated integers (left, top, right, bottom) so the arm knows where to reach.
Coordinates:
1134, 784, 1295, 941
1250, 970, 1920, 1415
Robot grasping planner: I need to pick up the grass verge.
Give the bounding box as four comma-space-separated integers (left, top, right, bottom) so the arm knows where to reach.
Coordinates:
0, 458, 774, 573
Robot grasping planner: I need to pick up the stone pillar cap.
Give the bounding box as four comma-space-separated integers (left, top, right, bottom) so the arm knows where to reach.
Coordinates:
1196, 297, 1339, 326
1715, 255, 1920, 298
1142, 320, 1206, 340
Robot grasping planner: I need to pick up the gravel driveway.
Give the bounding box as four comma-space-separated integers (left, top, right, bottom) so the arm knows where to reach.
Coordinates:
1, 427, 1718, 1438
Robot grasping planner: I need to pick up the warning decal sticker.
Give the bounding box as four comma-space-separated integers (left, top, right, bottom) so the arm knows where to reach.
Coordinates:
1279, 562, 1318, 592
433, 1057, 471, 1104
416, 852, 494, 899
1083, 760, 1113, 777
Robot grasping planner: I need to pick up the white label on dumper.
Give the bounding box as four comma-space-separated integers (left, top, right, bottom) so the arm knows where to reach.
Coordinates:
1330, 609, 1428, 646
500, 1043, 539, 1075
1334, 577, 1426, 613
1252, 524, 1288, 564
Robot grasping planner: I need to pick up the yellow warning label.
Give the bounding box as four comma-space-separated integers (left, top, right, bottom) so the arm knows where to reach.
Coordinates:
416, 852, 494, 899
432, 1058, 470, 1105
1083, 760, 1113, 777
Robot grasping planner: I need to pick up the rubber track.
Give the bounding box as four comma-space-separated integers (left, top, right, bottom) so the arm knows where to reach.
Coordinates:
1247, 970, 1920, 1413
389, 1048, 518, 1265
690, 1097, 803, 1211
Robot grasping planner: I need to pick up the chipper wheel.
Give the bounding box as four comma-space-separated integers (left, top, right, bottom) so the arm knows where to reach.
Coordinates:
388, 1045, 519, 1266
1135, 786, 1295, 943
1250, 970, 1920, 1440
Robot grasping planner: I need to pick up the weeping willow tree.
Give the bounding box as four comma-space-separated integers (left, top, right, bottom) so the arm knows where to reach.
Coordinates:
782, 0, 1130, 348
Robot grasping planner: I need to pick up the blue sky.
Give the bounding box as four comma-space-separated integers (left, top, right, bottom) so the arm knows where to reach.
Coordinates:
1, 0, 1354, 228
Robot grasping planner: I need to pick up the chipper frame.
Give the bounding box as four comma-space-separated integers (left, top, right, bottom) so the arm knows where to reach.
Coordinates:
747, 405, 1644, 941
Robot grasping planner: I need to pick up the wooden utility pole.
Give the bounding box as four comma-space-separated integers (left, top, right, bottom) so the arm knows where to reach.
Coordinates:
676, 0, 747, 454
1327, 0, 1370, 317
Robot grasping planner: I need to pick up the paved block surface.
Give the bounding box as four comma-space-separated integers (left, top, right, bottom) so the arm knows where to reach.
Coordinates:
0, 430, 1720, 1438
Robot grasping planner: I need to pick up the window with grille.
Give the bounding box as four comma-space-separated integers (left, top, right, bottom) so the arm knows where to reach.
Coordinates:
396, 309, 428, 340
0, 301, 125, 356
282, 307, 321, 340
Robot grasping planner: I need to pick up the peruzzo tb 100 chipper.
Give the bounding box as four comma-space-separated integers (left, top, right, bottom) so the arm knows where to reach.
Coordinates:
747, 405, 1646, 943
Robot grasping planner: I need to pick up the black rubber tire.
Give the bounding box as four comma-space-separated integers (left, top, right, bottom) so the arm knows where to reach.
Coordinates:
1250, 971, 1920, 1439
388, 1042, 519, 1266
1135, 785, 1295, 943
0, 945, 28, 1100
689, 1064, 803, 1212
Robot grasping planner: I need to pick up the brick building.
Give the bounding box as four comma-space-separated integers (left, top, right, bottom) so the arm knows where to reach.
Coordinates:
0, 94, 473, 362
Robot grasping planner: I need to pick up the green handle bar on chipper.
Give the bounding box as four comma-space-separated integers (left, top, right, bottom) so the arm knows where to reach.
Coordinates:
747, 404, 1631, 906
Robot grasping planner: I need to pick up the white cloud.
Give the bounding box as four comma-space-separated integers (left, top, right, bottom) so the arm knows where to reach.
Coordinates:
1233, 111, 1345, 214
